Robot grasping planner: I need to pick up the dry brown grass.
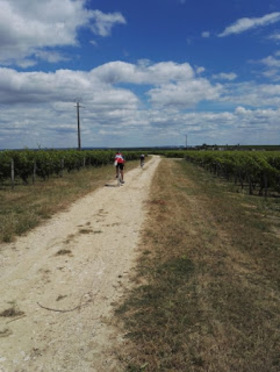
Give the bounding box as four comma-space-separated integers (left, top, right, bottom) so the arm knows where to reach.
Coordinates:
116, 158, 280, 371
0, 161, 139, 243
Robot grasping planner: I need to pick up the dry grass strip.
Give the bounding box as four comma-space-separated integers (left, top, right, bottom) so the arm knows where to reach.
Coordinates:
116, 158, 280, 372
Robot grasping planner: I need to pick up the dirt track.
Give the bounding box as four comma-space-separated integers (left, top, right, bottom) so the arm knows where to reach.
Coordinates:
0, 156, 161, 372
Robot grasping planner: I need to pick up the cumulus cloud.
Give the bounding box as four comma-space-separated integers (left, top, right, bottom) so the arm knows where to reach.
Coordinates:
222, 80, 280, 107
1, 60, 280, 148
218, 12, 280, 37
0, 61, 224, 148
235, 106, 249, 115
0, 61, 219, 108
233, 106, 280, 135
0, 0, 126, 67
93, 61, 195, 85
92, 61, 223, 109
147, 79, 221, 108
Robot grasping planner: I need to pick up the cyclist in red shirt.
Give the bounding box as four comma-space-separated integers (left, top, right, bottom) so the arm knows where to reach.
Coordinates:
114, 151, 125, 183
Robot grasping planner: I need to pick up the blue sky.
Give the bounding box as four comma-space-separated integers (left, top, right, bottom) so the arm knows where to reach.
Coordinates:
1, 0, 280, 149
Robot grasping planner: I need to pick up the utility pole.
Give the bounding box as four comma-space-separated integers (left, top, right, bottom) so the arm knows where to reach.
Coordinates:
75, 101, 84, 151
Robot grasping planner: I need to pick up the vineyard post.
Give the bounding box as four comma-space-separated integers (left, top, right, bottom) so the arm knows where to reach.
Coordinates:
264, 174, 268, 197
32, 160, 37, 184
60, 158, 64, 177
11, 158, 15, 189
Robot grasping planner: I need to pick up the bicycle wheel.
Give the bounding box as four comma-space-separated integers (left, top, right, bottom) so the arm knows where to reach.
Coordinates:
117, 166, 122, 186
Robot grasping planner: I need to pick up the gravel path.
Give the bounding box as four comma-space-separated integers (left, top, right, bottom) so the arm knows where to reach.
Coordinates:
0, 156, 161, 372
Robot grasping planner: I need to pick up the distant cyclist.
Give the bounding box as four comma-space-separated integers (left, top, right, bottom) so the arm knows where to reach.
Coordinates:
140, 154, 145, 168
114, 151, 125, 183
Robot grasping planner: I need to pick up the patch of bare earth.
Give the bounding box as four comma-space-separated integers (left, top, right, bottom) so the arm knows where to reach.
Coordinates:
0, 156, 161, 372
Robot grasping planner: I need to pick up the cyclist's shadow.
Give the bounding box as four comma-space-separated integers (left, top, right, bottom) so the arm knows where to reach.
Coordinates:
104, 181, 123, 187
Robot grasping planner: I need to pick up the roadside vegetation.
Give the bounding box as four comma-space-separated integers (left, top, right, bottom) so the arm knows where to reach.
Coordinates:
0, 160, 140, 243
116, 158, 280, 371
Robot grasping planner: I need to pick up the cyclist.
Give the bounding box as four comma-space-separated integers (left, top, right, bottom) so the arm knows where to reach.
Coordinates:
140, 154, 145, 168
114, 151, 125, 183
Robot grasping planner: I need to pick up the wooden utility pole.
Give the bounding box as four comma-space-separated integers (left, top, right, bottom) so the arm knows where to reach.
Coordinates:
75, 101, 84, 151
76, 101, 81, 150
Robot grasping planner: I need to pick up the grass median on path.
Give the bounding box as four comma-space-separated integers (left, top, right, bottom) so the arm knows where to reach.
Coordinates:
0, 160, 139, 243
116, 158, 280, 372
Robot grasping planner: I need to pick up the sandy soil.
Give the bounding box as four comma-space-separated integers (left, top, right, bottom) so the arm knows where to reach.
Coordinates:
0, 156, 161, 372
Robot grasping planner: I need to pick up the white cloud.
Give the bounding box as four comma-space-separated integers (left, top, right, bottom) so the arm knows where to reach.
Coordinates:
35, 50, 69, 64
0, 0, 126, 67
212, 72, 237, 81
260, 55, 280, 68
93, 61, 221, 108
252, 53, 280, 80
222, 80, 280, 107
0, 61, 218, 109
218, 12, 280, 37
235, 106, 250, 115
196, 67, 205, 74
202, 31, 210, 38
0, 61, 223, 148
147, 79, 221, 108
89, 10, 126, 37
1, 60, 280, 149
262, 69, 280, 80
93, 61, 195, 85
267, 32, 280, 41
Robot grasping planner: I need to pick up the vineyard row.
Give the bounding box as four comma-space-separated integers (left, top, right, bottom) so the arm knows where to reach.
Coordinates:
183, 150, 280, 196
0, 149, 145, 187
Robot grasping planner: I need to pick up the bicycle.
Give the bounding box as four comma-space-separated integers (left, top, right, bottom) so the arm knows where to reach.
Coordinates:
116, 164, 125, 186
140, 155, 145, 169
116, 165, 122, 186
